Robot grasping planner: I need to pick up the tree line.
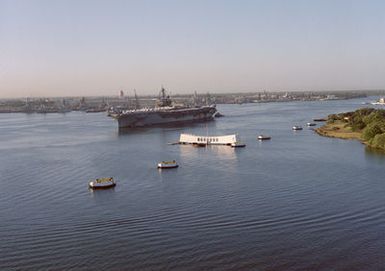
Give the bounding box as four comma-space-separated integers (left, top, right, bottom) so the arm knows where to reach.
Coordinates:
328, 108, 385, 150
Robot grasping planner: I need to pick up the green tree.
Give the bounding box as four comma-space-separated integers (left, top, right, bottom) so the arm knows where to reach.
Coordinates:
377, 121, 385, 133
356, 108, 375, 117
327, 114, 339, 124
350, 115, 366, 131
362, 123, 383, 141
371, 133, 385, 150
362, 110, 385, 125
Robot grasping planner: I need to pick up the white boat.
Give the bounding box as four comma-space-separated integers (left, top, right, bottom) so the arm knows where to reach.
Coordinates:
179, 133, 245, 147
257, 135, 271, 140
371, 98, 385, 105
292, 125, 303, 130
307, 122, 316, 127
231, 142, 246, 148
89, 177, 116, 189
158, 160, 179, 169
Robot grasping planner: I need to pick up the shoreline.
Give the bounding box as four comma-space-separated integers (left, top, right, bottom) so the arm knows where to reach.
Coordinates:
315, 119, 385, 152
315, 121, 363, 141
0, 92, 369, 114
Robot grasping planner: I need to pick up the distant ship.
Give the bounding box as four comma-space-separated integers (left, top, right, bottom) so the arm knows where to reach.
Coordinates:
110, 88, 217, 129
371, 97, 385, 105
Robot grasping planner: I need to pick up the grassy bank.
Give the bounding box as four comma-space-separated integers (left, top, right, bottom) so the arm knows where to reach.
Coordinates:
315, 108, 385, 152
315, 121, 362, 141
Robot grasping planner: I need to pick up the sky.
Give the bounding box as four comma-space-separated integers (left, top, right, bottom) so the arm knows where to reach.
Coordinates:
1, 0, 385, 98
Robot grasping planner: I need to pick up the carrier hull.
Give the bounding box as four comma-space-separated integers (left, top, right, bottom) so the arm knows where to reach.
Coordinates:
116, 106, 217, 128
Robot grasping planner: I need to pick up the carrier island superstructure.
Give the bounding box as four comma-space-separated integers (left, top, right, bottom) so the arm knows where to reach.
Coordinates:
109, 88, 217, 129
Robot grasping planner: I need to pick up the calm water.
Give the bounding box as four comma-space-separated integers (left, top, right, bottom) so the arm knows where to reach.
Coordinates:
1, 98, 385, 271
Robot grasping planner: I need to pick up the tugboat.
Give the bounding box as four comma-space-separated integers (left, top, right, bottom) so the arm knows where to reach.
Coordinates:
89, 177, 116, 189
292, 125, 303, 131
158, 160, 179, 169
257, 135, 271, 140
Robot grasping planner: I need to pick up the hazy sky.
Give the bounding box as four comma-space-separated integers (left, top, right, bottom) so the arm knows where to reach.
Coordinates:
1, 0, 385, 97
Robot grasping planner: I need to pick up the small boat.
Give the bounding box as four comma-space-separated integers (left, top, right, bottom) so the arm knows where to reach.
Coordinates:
231, 142, 246, 148
158, 160, 179, 169
292, 126, 303, 131
257, 135, 271, 140
89, 177, 116, 189
313, 118, 326, 122
307, 122, 317, 127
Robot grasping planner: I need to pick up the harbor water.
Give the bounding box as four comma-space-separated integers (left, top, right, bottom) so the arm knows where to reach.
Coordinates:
1, 98, 385, 270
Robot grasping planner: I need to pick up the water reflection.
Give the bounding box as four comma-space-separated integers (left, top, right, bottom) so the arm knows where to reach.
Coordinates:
118, 127, 151, 136
117, 120, 216, 136
89, 187, 116, 199
365, 146, 385, 164
208, 145, 240, 160
178, 144, 238, 160
157, 167, 180, 183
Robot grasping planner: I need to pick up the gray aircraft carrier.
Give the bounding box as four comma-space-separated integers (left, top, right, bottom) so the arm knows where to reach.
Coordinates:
109, 88, 217, 129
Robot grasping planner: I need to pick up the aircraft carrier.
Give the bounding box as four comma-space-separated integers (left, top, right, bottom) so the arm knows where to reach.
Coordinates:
110, 88, 217, 129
